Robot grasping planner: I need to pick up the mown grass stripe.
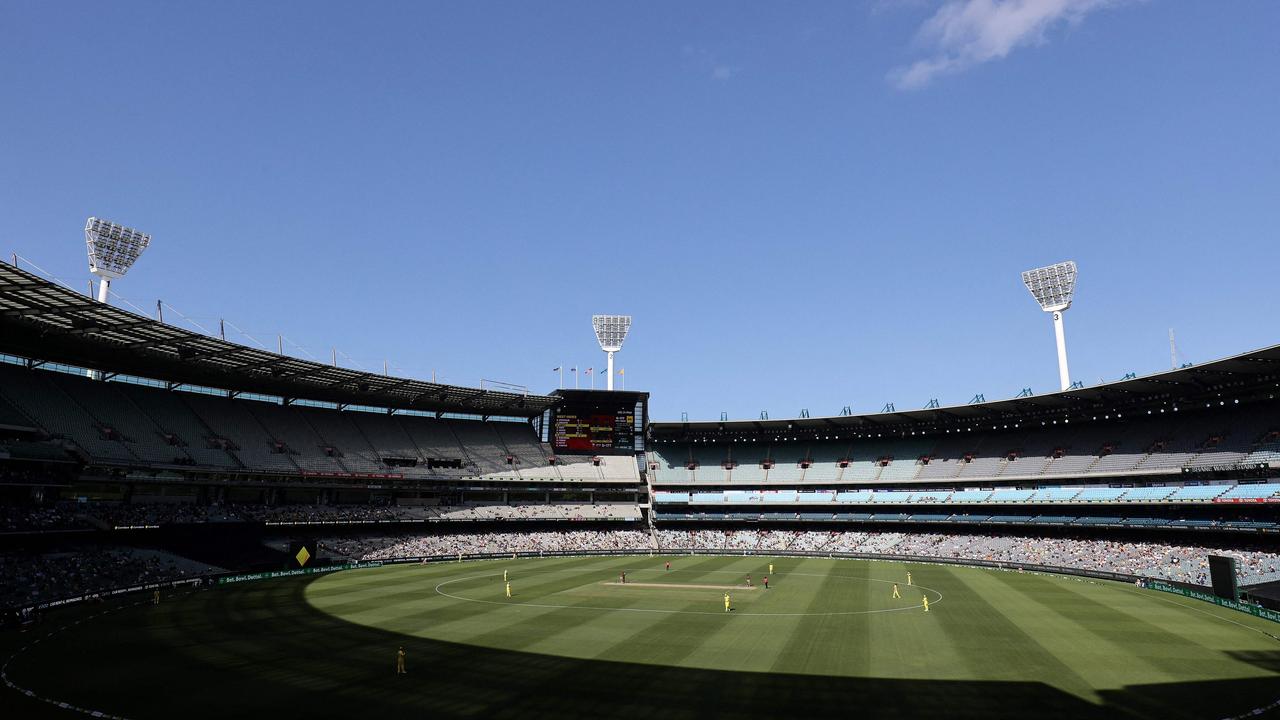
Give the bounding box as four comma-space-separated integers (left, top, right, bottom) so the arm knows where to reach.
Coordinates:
935, 567, 1100, 702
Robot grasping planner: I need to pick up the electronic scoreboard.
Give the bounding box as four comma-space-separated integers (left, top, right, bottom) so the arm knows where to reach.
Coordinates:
546, 389, 648, 455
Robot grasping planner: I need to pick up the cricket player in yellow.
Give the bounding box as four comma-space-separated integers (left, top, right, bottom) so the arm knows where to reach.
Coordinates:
396, 646, 406, 675
892, 583, 900, 599
505, 581, 512, 598
768, 563, 774, 575
922, 595, 929, 612
724, 592, 731, 612
907, 571, 913, 586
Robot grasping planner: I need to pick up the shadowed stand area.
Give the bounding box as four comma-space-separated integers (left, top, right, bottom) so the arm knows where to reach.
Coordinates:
3, 575, 1277, 720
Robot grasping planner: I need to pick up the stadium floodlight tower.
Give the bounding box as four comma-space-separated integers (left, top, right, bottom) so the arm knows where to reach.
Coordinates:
1021, 260, 1078, 392
85, 217, 151, 304
591, 314, 631, 391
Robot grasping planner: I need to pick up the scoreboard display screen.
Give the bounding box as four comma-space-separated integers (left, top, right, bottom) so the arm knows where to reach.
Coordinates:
548, 390, 647, 455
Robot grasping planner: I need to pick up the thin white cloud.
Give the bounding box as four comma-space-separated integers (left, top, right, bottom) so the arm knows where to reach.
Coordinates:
711, 65, 738, 81
889, 0, 1132, 90
683, 46, 740, 82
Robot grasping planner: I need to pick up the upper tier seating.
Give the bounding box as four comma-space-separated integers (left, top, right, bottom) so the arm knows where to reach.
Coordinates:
0, 365, 585, 482
648, 400, 1277, 486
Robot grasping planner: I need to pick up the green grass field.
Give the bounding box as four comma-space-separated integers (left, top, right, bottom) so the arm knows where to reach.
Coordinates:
5, 555, 1279, 719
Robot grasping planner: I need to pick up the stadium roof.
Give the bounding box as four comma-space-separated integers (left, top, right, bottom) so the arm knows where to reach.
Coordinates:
0, 263, 557, 417
653, 343, 1280, 439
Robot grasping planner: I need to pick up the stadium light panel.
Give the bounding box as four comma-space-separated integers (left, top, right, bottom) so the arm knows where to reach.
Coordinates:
85, 217, 151, 302
592, 315, 631, 352
591, 315, 631, 391
1021, 260, 1077, 312
1021, 261, 1078, 393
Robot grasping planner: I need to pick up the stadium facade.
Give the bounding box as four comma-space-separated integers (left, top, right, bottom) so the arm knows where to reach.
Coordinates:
1, 260, 1278, 615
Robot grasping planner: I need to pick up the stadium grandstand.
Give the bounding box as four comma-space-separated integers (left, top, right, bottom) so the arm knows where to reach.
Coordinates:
3, 256, 1280, 719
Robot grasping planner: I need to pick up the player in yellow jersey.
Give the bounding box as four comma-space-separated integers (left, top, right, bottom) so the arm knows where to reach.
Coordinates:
396, 646, 406, 675
907, 570, 913, 586
892, 583, 900, 599
505, 581, 512, 598
724, 592, 731, 612
769, 563, 774, 575
922, 595, 929, 612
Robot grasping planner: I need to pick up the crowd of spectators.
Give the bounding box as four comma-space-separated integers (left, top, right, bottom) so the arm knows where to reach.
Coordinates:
656, 529, 1280, 585
0, 548, 222, 610
320, 528, 1280, 585
324, 529, 654, 561
0, 503, 89, 533
237, 504, 421, 524
6, 527, 1279, 616
81, 502, 244, 527
882, 532, 1280, 586
0, 501, 644, 530
434, 503, 641, 522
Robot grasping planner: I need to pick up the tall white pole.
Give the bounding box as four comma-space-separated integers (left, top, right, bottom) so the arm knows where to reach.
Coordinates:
606, 351, 615, 391
1053, 311, 1070, 391
87, 277, 111, 379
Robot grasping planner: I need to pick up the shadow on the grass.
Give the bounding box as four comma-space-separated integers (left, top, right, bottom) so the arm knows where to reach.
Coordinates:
4, 576, 1278, 720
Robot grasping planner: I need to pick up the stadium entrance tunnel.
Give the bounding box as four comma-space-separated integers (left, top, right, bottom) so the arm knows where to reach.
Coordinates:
4, 556, 1280, 720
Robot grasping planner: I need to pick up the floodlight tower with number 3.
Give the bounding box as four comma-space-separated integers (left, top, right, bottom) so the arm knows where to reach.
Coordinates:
1021, 261, 1078, 392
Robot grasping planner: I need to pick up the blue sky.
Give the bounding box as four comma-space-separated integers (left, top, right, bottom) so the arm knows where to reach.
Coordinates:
2, 1, 1277, 421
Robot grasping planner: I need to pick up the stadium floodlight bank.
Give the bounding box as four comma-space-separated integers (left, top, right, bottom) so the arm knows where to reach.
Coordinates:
85, 217, 151, 303
591, 314, 631, 391
1021, 261, 1077, 392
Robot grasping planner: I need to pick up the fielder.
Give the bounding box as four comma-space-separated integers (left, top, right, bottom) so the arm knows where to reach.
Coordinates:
505, 581, 512, 598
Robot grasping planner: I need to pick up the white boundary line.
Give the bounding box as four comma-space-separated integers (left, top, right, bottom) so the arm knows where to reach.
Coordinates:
1, 601, 145, 720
